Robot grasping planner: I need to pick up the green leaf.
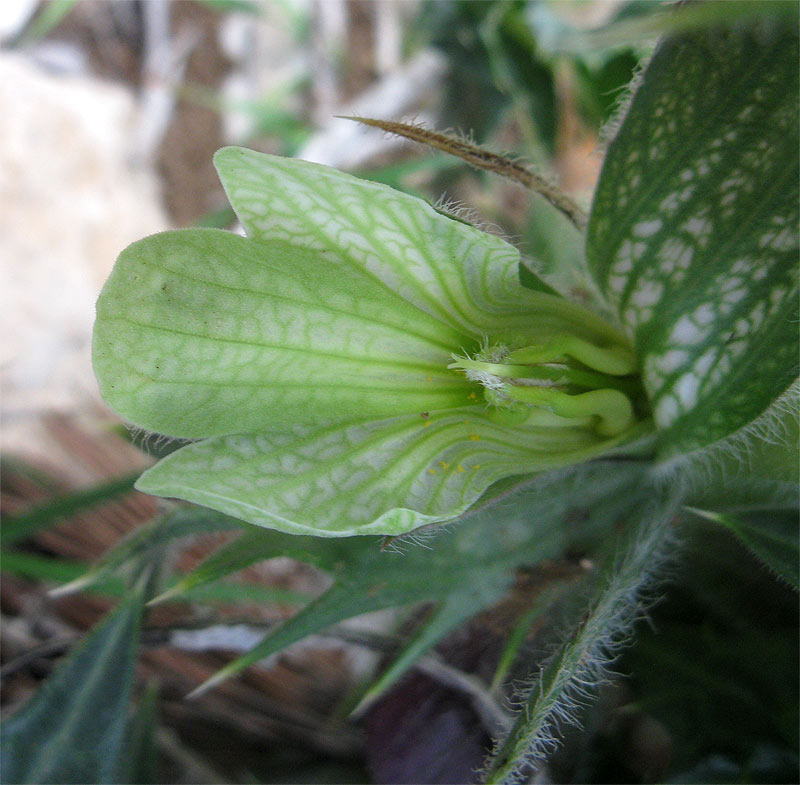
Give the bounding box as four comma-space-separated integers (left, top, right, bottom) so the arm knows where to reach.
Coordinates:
489, 586, 565, 694
137, 410, 641, 537
485, 488, 680, 781
522, 198, 607, 313
420, 0, 557, 150
685, 507, 799, 590
625, 519, 799, 774
150, 527, 284, 604
53, 507, 244, 596
353, 589, 498, 715
1, 551, 129, 596
184, 459, 650, 696
587, 23, 799, 456
1, 595, 143, 784
1, 473, 139, 546
682, 381, 799, 515
120, 682, 160, 785
1, 549, 312, 607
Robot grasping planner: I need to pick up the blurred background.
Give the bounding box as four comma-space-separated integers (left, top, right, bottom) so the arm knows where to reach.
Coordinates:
1, 2, 796, 783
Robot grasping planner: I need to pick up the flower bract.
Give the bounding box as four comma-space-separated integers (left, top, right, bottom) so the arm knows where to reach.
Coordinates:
93, 147, 647, 536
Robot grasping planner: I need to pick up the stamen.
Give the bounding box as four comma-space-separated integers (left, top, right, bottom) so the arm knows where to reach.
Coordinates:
449, 336, 640, 437
501, 386, 635, 437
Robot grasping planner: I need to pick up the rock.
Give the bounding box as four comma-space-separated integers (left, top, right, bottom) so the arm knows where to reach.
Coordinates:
0, 53, 168, 458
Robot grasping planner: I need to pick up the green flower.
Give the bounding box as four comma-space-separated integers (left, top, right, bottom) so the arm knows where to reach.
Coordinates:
93, 147, 647, 537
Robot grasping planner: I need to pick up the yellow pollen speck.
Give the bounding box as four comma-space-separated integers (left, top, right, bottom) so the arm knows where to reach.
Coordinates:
423, 421, 431, 427
474, 464, 481, 469
428, 468, 436, 475
427, 375, 432, 382
457, 465, 465, 473
469, 434, 480, 441
438, 461, 449, 470
468, 391, 477, 399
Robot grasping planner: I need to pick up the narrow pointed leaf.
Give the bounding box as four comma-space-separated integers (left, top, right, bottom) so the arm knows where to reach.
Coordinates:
137, 410, 637, 536
1, 595, 143, 784
587, 23, 799, 456
54, 507, 244, 596
1, 550, 311, 607
686, 507, 799, 590
489, 586, 565, 694
188, 580, 394, 698
340, 118, 587, 229
354, 589, 502, 716
1, 473, 139, 546
120, 682, 160, 785
187, 460, 649, 695
150, 527, 291, 604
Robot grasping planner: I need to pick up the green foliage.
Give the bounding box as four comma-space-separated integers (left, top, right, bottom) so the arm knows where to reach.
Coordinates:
181, 459, 649, 697
522, 199, 603, 310
52, 506, 243, 596
9, 5, 798, 782
120, 683, 161, 785
1, 473, 139, 546
686, 507, 799, 590
587, 21, 799, 456
419, 0, 556, 149
485, 487, 680, 782
1, 595, 144, 784
624, 519, 799, 781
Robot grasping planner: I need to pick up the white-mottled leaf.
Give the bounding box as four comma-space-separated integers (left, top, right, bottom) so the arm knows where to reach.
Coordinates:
95, 149, 648, 536
137, 409, 640, 536
587, 24, 799, 456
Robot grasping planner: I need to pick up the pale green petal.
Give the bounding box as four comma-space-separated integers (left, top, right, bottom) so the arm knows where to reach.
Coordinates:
214, 147, 629, 348
136, 409, 630, 537
93, 228, 473, 438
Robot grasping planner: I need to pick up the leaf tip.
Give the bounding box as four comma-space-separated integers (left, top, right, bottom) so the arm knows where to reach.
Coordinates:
186, 668, 232, 701
48, 575, 94, 598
